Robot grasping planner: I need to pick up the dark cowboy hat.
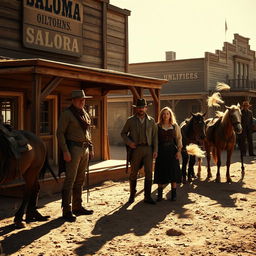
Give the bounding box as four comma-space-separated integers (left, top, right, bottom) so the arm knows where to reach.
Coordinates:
242, 100, 252, 107
68, 90, 91, 100
132, 98, 152, 108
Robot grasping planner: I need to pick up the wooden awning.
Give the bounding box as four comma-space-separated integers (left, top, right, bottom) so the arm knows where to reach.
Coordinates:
0, 58, 166, 90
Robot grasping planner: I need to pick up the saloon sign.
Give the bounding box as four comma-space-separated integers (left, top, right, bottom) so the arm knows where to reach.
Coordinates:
23, 0, 83, 57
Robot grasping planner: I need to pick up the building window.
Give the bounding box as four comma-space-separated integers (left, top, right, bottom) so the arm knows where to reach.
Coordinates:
191, 104, 200, 113
236, 61, 249, 80
40, 100, 53, 134
0, 97, 18, 128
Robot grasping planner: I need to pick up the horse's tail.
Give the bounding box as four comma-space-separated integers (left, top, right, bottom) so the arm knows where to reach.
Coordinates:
186, 143, 205, 158
212, 147, 218, 164
40, 153, 58, 182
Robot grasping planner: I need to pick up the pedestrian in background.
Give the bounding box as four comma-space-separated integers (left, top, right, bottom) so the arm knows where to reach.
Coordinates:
240, 101, 255, 156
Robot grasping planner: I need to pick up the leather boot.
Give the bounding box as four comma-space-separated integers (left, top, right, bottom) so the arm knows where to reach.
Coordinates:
171, 188, 177, 201
62, 189, 72, 214
128, 180, 137, 203
157, 187, 163, 202
144, 180, 155, 204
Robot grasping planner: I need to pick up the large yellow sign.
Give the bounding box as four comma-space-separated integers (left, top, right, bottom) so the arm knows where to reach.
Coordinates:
23, 0, 83, 57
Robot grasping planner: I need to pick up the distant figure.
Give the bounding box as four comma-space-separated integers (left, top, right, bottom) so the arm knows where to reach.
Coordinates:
57, 90, 94, 222
240, 101, 255, 156
153, 107, 182, 201
121, 98, 158, 204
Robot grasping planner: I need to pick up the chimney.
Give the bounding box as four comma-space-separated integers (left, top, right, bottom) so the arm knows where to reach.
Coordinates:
165, 51, 176, 61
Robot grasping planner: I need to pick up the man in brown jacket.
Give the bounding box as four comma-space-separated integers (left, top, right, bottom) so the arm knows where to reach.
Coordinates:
121, 98, 158, 204
57, 90, 94, 222
240, 101, 255, 156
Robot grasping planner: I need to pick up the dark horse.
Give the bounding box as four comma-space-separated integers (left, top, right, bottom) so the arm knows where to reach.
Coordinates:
180, 112, 206, 183
0, 127, 55, 228
204, 104, 242, 182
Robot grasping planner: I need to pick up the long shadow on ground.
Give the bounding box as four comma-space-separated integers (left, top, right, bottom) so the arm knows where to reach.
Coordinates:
0, 218, 65, 255
75, 186, 193, 256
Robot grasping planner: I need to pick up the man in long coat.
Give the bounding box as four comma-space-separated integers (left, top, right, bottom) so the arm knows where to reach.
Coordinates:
240, 101, 255, 156
57, 90, 94, 222
121, 98, 158, 204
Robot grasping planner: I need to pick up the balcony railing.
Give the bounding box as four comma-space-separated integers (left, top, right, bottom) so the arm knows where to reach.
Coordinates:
228, 79, 256, 90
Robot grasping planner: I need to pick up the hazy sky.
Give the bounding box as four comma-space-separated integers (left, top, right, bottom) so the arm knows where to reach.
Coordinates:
110, 0, 256, 63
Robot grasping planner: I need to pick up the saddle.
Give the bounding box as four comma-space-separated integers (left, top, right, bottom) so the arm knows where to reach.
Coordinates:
0, 123, 32, 159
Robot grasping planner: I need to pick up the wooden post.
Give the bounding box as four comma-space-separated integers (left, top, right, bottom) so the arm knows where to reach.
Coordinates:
102, 95, 110, 160
32, 74, 41, 135
150, 88, 160, 121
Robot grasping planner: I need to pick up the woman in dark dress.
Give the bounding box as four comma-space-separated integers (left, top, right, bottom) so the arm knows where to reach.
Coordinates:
154, 107, 182, 201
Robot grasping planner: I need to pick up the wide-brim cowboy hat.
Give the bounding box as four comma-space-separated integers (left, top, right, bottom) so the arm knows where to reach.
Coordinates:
132, 98, 152, 108
68, 90, 91, 100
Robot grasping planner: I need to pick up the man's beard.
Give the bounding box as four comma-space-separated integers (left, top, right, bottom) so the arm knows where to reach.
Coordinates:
137, 111, 145, 117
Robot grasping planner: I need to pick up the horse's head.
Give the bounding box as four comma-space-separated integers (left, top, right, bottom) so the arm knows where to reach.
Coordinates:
225, 103, 242, 134
190, 112, 207, 141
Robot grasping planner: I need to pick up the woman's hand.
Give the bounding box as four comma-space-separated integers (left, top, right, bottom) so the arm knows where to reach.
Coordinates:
175, 151, 181, 160
63, 151, 71, 162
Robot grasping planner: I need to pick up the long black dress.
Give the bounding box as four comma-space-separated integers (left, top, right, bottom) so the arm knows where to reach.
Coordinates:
154, 125, 181, 184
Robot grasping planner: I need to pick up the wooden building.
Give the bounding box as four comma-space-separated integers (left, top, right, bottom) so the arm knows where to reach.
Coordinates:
108, 34, 256, 145
0, 0, 166, 167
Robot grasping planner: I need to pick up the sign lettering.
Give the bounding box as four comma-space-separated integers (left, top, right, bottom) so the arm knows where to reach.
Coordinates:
23, 0, 83, 57
163, 72, 199, 81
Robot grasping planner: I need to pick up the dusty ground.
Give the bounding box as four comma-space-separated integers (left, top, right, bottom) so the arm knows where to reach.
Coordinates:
0, 150, 256, 256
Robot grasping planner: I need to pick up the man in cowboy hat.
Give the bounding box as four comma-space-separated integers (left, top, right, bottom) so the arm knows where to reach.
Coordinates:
57, 90, 94, 222
240, 100, 255, 156
121, 98, 158, 204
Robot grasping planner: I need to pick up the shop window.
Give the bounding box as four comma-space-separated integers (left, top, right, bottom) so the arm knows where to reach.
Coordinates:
191, 104, 200, 113
0, 97, 18, 128
40, 100, 53, 134
85, 105, 98, 129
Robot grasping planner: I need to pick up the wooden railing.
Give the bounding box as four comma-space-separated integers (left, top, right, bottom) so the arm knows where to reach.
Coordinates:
228, 79, 256, 90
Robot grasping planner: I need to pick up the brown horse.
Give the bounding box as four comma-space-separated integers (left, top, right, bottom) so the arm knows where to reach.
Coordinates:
0, 128, 55, 228
204, 104, 242, 182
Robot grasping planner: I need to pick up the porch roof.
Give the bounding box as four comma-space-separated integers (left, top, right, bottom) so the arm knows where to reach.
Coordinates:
0, 58, 167, 90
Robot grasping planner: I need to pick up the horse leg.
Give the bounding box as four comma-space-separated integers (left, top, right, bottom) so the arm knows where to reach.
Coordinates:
25, 180, 50, 222
215, 150, 221, 183
14, 166, 37, 228
197, 158, 202, 179
226, 149, 233, 183
181, 150, 188, 183
14, 187, 31, 228
188, 155, 196, 182
205, 144, 212, 179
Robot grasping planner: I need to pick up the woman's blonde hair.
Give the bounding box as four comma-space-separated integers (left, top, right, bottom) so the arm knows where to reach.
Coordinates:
158, 106, 177, 125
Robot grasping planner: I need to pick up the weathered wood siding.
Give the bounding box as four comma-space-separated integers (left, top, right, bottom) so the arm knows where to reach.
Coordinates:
206, 34, 256, 91
0, 0, 128, 71
106, 9, 127, 72
129, 59, 205, 95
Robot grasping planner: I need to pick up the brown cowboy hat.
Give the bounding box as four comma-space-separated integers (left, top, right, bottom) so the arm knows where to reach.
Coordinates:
68, 90, 91, 100
242, 101, 252, 107
132, 98, 152, 108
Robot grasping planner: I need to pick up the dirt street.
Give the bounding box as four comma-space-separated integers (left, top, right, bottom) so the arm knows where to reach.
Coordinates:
0, 150, 256, 256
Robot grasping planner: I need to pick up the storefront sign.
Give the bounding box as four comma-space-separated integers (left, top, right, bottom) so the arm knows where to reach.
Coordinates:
163, 72, 199, 81
23, 0, 83, 57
